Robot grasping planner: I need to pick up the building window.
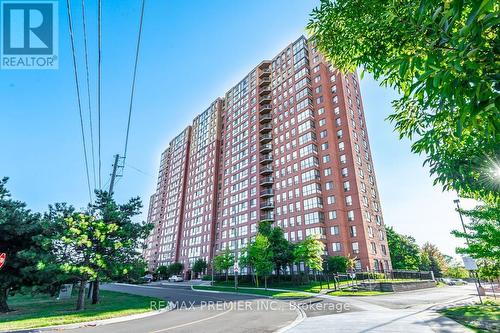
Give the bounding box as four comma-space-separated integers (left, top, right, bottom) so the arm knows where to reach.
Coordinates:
350, 226, 357, 237
330, 226, 339, 235
345, 195, 352, 206
352, 242, 359, 254
347, 210, 355, 221
332, 242, 341, 252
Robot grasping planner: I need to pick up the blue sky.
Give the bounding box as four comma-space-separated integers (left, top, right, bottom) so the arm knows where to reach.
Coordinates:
0, 0, 474, 256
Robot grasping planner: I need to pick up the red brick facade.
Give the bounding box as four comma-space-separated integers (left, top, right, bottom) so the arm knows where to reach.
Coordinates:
144, 36, 392, 274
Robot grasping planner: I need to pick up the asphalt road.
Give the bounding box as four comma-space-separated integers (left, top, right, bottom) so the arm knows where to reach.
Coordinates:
35, 283, 300, 333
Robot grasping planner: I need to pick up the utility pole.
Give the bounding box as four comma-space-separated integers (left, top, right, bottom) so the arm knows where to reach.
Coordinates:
108, 154, 125, 195
454, 199, 484, 304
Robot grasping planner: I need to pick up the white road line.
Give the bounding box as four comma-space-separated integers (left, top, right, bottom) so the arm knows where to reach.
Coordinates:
149, 305, 233, 333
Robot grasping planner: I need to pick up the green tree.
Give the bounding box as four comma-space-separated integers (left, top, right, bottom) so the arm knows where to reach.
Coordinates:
308, 0, 499, 212
445, 265, 470, 279
324, 256, 348, 273
294, 235, 325, 280
156, 265, 169, 280
52, 213, 117, 311
248, 234, 274, 289
167, 262, 184, 276
477, 259, 500, 281
258, 221, 294, 278
386, 226, 422, 270
0, 178, 44, 312
422, 243, 448, 278
192, 259, 208, 277
87, 191, 152, 304
213, 248, 234, 282
452, 204, 500, 261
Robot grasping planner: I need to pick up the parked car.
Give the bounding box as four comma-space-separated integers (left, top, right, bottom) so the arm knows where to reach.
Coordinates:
168, 275, 184, 282
450, 279, 467, 285
442, 278, 455, 285
141, 274, 154, 283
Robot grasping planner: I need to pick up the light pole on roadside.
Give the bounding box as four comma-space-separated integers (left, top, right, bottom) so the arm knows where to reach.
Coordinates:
453, 199, 483, 303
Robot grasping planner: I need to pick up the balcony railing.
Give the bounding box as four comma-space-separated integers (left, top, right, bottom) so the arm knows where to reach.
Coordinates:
259, 68, 271, 77
260, 189, 274, 197
260, 166, 273, 175
259, 77, 271, 87
260, 143, 272, 153
260, 154, 273, 164
259, 115, 272, 123
260, 104, 272, 114
260, 134, 272, 143
259, 124, 272, 134
260, 200, 274, 210
259, 86, 271, 95
260, 176, 273, 185
259, 95, 271, 104
260, 213, 275, 221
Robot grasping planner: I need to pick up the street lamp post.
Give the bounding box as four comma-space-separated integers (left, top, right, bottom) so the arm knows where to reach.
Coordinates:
453, 199, 483, 303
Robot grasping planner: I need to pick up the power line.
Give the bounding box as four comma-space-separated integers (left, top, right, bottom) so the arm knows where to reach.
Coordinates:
97, 0, 102, 189
123, 0, 146, 159
81, 0, 96, 190
66, 0, 93, 203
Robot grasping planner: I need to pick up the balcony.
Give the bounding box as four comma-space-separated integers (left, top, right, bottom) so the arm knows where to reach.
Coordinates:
260, 134, 272, 143
260, 143, 272, 153
259, 68, 271, 78
259, 77, 271, 87
259, 86, 271, 95
260, 176, 273, 186
260, 104, 272, 114
261, 200, 274, 210
260, 213, 275, 222
260, 189, 274, 198
259, 114, 272, 124
260, 154, 273, 164
259, 165, 273, 175
259, 124, 272, 134
259, 95, 271, 104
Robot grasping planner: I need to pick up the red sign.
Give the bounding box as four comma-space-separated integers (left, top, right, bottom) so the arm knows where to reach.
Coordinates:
0, 253, 6, 270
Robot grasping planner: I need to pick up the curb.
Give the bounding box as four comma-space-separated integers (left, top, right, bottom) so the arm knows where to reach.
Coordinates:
274, 305, 306, 333
2, 301, 175, 333
190, 286, 273, 298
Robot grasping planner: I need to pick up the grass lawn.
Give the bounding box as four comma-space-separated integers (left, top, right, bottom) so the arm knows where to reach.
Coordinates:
439, 300, 499, 333
328, 288, 389, 297
192, 285, 310, 298
212, 278, 423, 294
0, 290, 162, 332
212, 280, 353, 293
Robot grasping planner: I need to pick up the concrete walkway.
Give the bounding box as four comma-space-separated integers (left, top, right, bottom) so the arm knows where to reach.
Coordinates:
287, 285, 477, 333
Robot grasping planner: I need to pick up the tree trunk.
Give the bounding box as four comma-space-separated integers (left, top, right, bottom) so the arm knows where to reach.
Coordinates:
225, 270, 228, 282
91, 278, 100, 304
76, 279, 87, 311
264, 276, 268, 290
0, 288, 9, 313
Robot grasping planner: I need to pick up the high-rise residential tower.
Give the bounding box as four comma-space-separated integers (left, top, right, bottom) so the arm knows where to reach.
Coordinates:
144, 36, 391, 274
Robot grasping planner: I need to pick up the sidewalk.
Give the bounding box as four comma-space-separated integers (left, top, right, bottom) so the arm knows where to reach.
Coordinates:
286, 293, 476, 333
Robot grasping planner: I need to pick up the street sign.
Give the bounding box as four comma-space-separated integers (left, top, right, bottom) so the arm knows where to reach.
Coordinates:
462, 256, 478, 271
0, 253, 6, 270
57, 284, 73, 300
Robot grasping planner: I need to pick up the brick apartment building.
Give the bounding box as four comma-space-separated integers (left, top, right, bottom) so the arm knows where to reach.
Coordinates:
143, 36, 392, 275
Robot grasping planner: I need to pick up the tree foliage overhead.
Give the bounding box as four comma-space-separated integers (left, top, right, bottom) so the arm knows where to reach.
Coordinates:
308, 0, 499, 205
452, 204, 500, 260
